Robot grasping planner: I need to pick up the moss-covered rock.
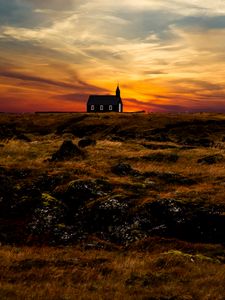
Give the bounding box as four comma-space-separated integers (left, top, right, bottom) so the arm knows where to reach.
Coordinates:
53, 179, 112, 210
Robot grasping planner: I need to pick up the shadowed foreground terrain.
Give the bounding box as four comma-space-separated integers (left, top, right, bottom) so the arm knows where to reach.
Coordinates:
0, 112, 225, 299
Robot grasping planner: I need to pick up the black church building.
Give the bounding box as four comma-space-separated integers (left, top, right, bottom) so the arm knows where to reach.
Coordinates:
87, 85, 123, 113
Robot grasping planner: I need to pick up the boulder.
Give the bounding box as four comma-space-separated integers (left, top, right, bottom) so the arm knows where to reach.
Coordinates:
28, 193, 68, 244
90, 198, 129, 228
53, 179, 112, 210
133, 199, 225, 244
49, 140, 84, 162
111, 163, 140, 176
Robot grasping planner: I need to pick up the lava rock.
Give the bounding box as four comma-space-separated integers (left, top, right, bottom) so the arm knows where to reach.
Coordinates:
53, 179, 112, 210
28, 193, 67, 244
134, 199, 225, 244
183, 138, 214, 148
86, 197, 129, 231
49, 140, 84, 162
111, 163, 140, 176
78, 138, 96, 148
197, 154, 224, 165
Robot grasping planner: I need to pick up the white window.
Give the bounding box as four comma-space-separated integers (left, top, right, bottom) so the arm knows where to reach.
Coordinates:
100, 105, 103, 111
109, 105, 113, 111
119, 103, 122, 112
91, 105, 94, 111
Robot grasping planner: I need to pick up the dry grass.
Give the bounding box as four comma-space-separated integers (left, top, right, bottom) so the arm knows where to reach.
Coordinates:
0, 113, 225, 299
1, 117, 225, 207
0, 243, 225, 300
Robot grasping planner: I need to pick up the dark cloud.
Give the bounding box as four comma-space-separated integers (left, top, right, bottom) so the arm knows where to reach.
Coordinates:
124, 97, 225, 113
125, 97, 188, 112
54, 93, 88, 103
22, 0, 79, 10
0, 0, 46, 27
176, 15, 225, 30
143, 70, 168, 75
0, 39, 88, 65
0, 70, 107, 94
172, 79, 225, 92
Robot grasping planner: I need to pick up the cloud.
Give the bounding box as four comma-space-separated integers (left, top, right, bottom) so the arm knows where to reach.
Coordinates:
22, 0, 77, 10
0, 70, 107, 93
54, 93, 88, 103
1, 0, 225, 112
124, 97, 189, 112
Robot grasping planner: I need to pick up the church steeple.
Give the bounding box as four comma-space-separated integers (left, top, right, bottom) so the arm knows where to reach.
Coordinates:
116, 84, 120, 99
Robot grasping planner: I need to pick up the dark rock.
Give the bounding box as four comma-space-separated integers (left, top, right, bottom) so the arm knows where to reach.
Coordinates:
144, 171, 196, 185
34, 172, 71, 192
183, 138, 214, 148
28, 193, 68, 244
88, 197, 129, 231
0, 175, 41, 219
134, 199, 225, 244
85, 197, 145, 243
0, 124, 16, 140
49, 140, 84, 162
78, 138, 96, 148
111, 163, 140, 176
0, 144, 4, 147
15, 133, 31, 142
10, 185, 42, 217
7, 168, 32, 179
0, 175, 15, 217
197, 154, 224, 165
146, 134, 172, 142
53, 179, 112, 210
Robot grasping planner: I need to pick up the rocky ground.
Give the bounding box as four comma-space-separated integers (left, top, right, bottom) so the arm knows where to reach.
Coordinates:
0, 112, 225, 247
0, 112, 225, 299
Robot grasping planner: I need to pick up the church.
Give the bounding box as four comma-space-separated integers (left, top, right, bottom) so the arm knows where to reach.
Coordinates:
87, 85, 123, 113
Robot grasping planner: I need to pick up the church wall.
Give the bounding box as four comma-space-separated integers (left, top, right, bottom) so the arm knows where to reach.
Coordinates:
87, 104, 121, 113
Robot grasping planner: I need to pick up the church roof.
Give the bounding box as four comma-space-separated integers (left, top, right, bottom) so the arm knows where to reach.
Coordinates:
88, 95, 121, 105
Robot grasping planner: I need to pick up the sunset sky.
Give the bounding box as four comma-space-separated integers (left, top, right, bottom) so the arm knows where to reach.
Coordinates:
1, 0, 225, 112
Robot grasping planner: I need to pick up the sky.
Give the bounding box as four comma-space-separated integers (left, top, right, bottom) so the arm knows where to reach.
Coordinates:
0, 0, 225, 112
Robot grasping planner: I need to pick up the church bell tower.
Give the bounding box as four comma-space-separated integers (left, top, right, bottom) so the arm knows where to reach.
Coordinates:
116, 84, 121, 99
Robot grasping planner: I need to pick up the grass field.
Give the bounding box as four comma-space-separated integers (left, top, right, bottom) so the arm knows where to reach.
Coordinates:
0, 112, 225, 299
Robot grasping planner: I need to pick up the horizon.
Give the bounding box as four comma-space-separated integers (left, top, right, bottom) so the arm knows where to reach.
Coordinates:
1, 0, 225, 113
